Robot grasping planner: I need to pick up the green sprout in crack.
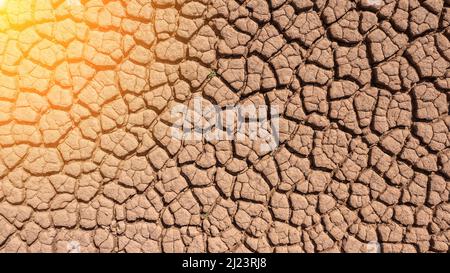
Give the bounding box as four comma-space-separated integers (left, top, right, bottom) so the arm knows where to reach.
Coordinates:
207, 70, 217, 79
200, 212, 210, 219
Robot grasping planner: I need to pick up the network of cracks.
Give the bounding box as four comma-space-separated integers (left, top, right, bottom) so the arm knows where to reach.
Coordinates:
0, 0, 448, 253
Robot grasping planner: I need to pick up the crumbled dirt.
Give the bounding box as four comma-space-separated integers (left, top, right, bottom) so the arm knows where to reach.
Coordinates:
0, 0, 449, 253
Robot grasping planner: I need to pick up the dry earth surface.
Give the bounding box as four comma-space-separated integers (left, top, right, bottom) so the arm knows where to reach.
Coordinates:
0, 0, 449, 253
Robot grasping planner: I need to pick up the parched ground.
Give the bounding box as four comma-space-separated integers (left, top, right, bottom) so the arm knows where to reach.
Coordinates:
0, 0, 449, 253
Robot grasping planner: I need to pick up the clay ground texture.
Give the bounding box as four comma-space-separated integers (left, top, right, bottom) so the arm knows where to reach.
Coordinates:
0, 0, 448, 253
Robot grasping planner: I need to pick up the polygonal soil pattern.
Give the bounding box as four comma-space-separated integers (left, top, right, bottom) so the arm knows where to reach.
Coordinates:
0, 0, 449, 253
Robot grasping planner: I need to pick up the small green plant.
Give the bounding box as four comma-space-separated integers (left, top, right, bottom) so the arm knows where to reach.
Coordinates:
207, 70, 217, 79
200, 212, 210, 219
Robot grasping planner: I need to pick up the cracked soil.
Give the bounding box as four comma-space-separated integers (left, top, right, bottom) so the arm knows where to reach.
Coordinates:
0, 0, 449, 253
